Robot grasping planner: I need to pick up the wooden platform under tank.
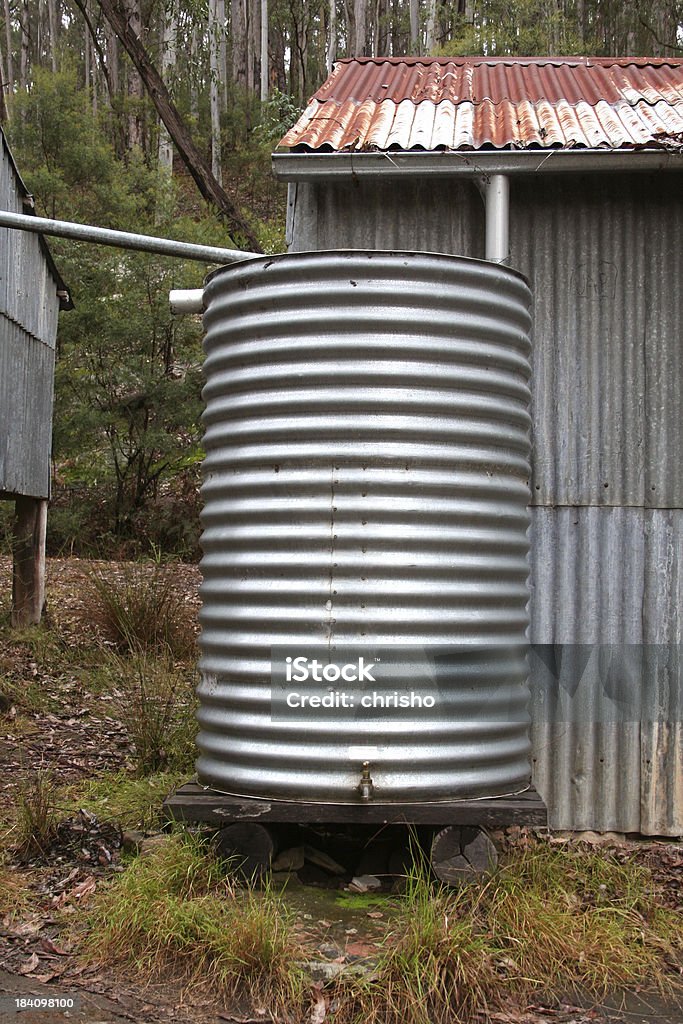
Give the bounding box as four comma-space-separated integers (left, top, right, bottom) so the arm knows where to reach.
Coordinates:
163, 782, 547, 828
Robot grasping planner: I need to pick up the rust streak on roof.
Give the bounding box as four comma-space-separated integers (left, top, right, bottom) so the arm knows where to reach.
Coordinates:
280, 56, 683, 152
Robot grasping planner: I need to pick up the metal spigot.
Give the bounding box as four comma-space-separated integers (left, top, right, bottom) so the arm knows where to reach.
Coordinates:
358, 761, 374, 801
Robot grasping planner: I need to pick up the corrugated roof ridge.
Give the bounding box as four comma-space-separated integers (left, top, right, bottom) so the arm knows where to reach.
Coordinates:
334, 55, 683, 66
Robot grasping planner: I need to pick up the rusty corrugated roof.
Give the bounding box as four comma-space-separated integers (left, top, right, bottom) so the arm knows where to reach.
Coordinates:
279, 56, 683, 152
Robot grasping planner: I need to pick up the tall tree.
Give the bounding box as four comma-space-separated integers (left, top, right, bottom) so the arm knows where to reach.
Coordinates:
208, 0, 222, 179
158, 0, 176, 175
409, 0, 419, 51
260, 0, 268, 99
96, 0, 262, 250
326, 0, 336, 69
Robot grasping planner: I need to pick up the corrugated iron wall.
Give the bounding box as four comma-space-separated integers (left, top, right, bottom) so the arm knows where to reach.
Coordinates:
0, 135, 59, 499
287, 171, 683, 834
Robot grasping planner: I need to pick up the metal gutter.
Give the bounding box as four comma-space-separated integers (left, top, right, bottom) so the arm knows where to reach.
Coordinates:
0, 210, 259, 266
272, 149, 683, 181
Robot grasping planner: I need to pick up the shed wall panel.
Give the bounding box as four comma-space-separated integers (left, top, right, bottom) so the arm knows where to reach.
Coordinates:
286, 178, 485, 258
529, 507, 683, 833
1, 132, 61, 499
0, 316, 54, 499
511, 173, 683, 510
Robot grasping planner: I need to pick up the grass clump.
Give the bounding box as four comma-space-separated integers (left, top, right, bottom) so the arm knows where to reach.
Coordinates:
106, 650, 197, 775
86, 560, 195, 660
13, 771, 60, 859
332, 842, 682, 1024
82, 832, 306, 1016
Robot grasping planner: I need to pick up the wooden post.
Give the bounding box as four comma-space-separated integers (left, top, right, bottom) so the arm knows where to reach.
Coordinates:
11, 496, 47, 627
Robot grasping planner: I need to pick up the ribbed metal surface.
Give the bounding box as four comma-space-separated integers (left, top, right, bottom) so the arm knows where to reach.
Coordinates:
529, 508, 683, 834
283, 172, 683, 832
512, 174, 683, 509
0, 318, 55, 498
280, 56, 683, 152
1, 130, 63, 499
197, 250, 532, 802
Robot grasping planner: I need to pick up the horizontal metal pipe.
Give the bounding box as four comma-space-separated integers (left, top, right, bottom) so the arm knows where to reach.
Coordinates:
272, 149, 683, 181
0, 209, 260, 264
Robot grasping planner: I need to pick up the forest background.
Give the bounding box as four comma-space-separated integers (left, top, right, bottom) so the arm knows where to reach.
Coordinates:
0, 0, 680, 560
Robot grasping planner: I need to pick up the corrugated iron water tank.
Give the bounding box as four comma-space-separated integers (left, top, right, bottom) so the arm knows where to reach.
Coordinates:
197, 250, 532, 803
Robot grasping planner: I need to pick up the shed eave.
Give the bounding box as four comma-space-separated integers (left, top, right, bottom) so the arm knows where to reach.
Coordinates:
272, 148, 683, 181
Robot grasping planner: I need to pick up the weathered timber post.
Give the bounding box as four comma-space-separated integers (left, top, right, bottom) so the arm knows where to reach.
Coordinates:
11, 496, 48, 627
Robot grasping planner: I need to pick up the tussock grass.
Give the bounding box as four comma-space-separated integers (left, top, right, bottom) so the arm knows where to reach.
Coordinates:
85, 561, 196, 661
13, 771, 60, 859
82, 833, 306, 1017
106, 650, 197, 775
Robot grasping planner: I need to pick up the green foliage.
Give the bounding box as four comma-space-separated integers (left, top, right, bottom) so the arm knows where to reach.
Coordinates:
438, 0, 591, 57
253, 89, 303, 145
9, 68, 214, 556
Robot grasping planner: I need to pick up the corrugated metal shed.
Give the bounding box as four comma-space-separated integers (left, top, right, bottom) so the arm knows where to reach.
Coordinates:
278, 58, 683, 834
280, 56, 683, 152
0, 128, 70, 499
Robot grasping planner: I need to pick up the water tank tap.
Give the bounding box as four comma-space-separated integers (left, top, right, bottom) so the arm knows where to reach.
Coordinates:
358, 761, 374, 801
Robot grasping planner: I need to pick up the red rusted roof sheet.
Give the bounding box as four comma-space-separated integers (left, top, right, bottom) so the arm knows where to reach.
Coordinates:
279, 56, 683, 151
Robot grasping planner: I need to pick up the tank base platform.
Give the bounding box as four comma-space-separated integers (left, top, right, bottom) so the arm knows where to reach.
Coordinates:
163, 782, 547, 829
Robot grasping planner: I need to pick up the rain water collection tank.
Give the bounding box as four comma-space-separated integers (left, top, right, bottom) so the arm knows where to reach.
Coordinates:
196, 250, 532, 804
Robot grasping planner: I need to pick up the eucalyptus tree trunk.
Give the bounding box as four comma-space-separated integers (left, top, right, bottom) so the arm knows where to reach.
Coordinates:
124, 0, 143, 148
345, 0, 369, 55
209, 0, 222, 180
326, 0, 336, 71
246, 0, 257, 94
158, 0, 176, 175
189, 24, 198, 119
84, 11, 90, 97
216, 0, 227, 107
260, 0, 268, 100
47, 0, 58, 70
409, 0, 419, 52
106, 20, 119, 99
424, 0, 435, 51
231, 0, 247, 86
0, 33, 7, 121
19, 0, 30, 93
4, 0, 13, 105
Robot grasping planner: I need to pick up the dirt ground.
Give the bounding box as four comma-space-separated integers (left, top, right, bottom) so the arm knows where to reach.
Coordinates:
0, 556, 681, 1024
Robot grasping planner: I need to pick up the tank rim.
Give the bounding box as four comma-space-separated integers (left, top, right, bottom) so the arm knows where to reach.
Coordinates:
203, 248, 530, 289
